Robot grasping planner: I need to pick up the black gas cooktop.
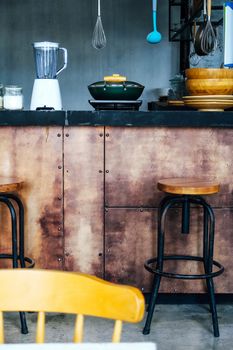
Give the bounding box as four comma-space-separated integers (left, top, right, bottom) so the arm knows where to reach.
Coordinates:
89, 100, 142, 111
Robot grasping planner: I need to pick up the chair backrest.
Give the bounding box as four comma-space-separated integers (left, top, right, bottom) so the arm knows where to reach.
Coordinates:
0, 269, 145, 344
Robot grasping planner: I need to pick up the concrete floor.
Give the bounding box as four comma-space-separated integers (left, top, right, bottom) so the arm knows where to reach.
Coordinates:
3, 304, 233, 350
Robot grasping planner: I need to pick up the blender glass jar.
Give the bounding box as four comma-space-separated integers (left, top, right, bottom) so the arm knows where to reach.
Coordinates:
34, 42, 58, 79
4, 86, 23, 110
33, 41, 68, 79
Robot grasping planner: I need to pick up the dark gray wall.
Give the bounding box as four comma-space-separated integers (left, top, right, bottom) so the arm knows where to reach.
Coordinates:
0, 0, 179, 110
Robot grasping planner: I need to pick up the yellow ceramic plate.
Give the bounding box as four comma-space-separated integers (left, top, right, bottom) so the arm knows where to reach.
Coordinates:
168, 100, 184, 106
183, 95, 233, 100
183, 102, 233, 111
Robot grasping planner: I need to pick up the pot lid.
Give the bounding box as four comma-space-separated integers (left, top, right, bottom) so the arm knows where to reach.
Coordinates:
89, 74, 144, 88
33, 41, 59, 48
104, 74, 127, 83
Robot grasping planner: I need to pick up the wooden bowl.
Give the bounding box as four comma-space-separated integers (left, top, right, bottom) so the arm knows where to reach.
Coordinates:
185, 68, 233, 80
185, 79, 233, 95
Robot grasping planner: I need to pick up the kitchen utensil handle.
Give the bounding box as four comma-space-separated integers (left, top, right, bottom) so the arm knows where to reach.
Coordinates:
203, 0, 207, 16
56, 47, 68, 76
193, 21, 197, 40
207, 0, 211, 18
98, 0, 101, 16
152, 0, 157, 12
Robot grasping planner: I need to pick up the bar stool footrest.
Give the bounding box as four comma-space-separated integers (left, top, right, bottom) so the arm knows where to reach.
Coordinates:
145, 255, 224, 279
0, 254, 35, 268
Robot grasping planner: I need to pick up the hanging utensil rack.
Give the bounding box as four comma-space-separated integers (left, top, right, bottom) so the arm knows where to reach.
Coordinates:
169, 0, 222, 42
168, 0, 223, 71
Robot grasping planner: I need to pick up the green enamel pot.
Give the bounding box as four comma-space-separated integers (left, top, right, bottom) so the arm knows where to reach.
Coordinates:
88, 75, 144, 101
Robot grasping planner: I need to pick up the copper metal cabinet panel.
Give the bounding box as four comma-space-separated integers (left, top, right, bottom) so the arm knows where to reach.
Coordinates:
104, 207, 204, 293
214, 208, 233, 293
105, 127, 233, 207
0, 126, 63, 269
64, 126, 104, 277
105, 207, 229, 293
105, 208, 156, 293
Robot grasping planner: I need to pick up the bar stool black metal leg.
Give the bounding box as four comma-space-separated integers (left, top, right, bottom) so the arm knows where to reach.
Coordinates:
203, 206, 209, 273
206, 278, 219, 337
19, 312, 28, 334
7, 196, 29, 334
145, 200, 167, 314
202, 200, 219, 337
143, 275, 161, 334
206, 207, 219, 337
0, 196, 28, 335
0, 197, 18, 268
145, 197, 172, 315
203, 206, 213, 314
5, 194, 25, 268
182, 195, 190, 234
143, 199, 171, 335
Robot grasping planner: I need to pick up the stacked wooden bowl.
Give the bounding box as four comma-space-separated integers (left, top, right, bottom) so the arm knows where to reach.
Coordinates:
184, 68, 233, 111
186, 68, 233, 95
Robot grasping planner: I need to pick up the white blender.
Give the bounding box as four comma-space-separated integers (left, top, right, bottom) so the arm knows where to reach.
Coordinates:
30, 41, 68, 110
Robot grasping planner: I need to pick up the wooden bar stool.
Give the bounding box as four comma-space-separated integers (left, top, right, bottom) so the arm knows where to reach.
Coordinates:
143, 178, 224, 337
0, 177, 34, 334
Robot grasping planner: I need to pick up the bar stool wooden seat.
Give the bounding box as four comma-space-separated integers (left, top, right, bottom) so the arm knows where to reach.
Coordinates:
143, 177, 224, 337
0, 177, 34, 334
157, 178, 220, 195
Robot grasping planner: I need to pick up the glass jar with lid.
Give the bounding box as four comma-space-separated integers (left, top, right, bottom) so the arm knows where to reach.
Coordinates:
3, 85, 23, 110
169, 74, 187, 100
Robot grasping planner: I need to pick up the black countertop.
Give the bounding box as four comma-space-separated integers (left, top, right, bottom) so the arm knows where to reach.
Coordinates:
0, 110, 233, 127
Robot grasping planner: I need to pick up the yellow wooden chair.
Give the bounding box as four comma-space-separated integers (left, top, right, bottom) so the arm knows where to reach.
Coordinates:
0, 269, 145, 344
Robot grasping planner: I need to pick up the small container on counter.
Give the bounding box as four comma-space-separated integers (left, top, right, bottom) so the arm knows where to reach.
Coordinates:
169, 74, 186, 100
3, 85, 23, 110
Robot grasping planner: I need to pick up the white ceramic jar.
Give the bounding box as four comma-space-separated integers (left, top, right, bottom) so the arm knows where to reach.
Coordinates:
4, 86, 23, 110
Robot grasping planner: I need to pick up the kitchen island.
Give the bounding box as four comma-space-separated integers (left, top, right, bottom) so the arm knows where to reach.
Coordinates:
0, 110, 232, 295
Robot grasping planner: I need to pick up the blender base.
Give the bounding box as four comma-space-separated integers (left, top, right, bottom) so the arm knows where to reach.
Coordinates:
30, 79, 62, 110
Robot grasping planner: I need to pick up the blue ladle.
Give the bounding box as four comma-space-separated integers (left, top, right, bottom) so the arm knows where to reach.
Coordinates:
147, 0, 161, 44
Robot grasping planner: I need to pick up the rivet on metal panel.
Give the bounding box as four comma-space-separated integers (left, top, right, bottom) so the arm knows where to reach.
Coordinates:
66, 170, 69, 173
58, 227, 61, 231
57, 197, 62, 201
98, 253, 103, 257
140, 208, 143, 212
105, 208, 109, 212
57, 257, 63, 262
106, 133, 109, 137
106, 170, 109, 173
57, 133, 61, 137
58, 165, 62, 169
65, 134, 69, 137
99, 170, 103, 173
141, 287, 145, 292
99, 133, 103, 137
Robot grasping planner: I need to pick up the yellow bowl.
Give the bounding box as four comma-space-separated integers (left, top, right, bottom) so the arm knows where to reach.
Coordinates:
185, 79, 233, 96
185, 68, 233, 80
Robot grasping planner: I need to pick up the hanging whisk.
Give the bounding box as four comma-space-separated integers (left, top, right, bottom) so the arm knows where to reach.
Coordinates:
92, 0, 106, 50
201, 0, 217, 54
